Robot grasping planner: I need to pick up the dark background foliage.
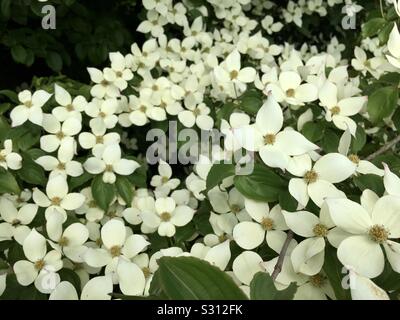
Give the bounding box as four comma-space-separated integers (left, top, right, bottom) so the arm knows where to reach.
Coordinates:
0, 0, 144, 90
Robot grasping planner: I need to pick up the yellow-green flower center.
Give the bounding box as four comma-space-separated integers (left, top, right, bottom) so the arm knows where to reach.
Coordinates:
261, 217, 274, 231
368, 225, 389, 244
313, 223, 328, 237
160, 212, 171, 222
264, 134, 276, 145
304, 170, 318, 184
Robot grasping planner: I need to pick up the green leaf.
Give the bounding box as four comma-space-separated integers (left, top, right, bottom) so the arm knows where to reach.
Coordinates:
17, 152, 46, 186
127, 164, 147, 188
234, 164, 287, 202
69, 171, 93, 191
115, 176, 133, 205
353, 174, 384, 195
193, 200, 213, 236
156, 256, 248, 300
378, 22, 395, 45
206, 163, 235, 191
58, 269, 81, 293
375, 257, 400, 291
393, 107, 400, 131
362, 18, 386, 38
215, 101, 235, 126
47, 52, 63, 72
351, 126, 366, 153
0, 274, 47, 300
1, 0, 11, 18
0, 116, 10, 142
0, 168, 20, 195
0, 90, 18, 103
91, 175, 115, 211
320, 128, 340, 153
250, 272, 297, 300
174, 223, 196, 243
367, 86, 398, 124
239, 89, 263, 115
11, 45, 27, 64
301, 122, 325, 143
323, 244, 351, 300
279, 190, 297, 211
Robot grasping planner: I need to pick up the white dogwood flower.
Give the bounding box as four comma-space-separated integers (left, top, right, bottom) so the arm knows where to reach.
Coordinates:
53, 84, 87, 121
266, 71, 318, 105
319, 81, 367, 135
233, 199, 296, 251
288, 153, 356, 207
79, 122, 120, 158
36, 139, 83, 178
326, 196, 400, 278
150, 160, 180, 196
237, 96, 318, 170
0, 140, 22, 170
13, 229, 62, 293
40, 114, 81, 153
0, 198, 38, 244
83, 144, 140, 184
88, 68, 119, 98
139, 197, 195, 237
85, 98, 119, 130
214, 50, 256, 96
33, 175, 85, 220
10, 90, 52, 127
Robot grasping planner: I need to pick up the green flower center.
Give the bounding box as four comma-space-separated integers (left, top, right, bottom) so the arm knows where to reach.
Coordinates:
368, 225, 389, 244
304, 170, 318, 184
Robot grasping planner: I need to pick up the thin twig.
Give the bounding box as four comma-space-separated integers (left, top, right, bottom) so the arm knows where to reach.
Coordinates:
271, 230, 294, 281
366, 135, 400, 161
379, 0, 385, 19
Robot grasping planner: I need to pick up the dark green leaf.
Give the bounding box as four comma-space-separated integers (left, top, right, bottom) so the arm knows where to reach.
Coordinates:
69, 172, 93, 191
17, 152, 46, 186
0, 90, 18, 104
301, 122, 325, 143
0, 168, 20, 195
279, 190, 297, 211
58, 268, 81, 293
239, 89, 263, 115
362, 18, 386, 38
353, 174, 384, 195
206, 163, 235, 191
91, 175, 115, 211
47, 52, 63, 72
351, 126, 366, 153
378, 22, 395, 45
250, 272, 297, 300
234, 164, 287, 202
367, 86, 398, 124
115, 175, 133, 205
11, 45, 27, 64
157, 257, 248, 300
323, 244, 351, 300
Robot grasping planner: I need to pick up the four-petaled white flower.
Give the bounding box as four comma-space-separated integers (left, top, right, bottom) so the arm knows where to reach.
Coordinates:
33, 175, 85, 220
13, 229, 62, 293
0, 197, 38, 244
84, 144, 140, 184
326, 196, 400, 278
10, 90, 52, 127
237, 96, 319, 170
0, 140, 22, 170
139, 197, 195, 237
